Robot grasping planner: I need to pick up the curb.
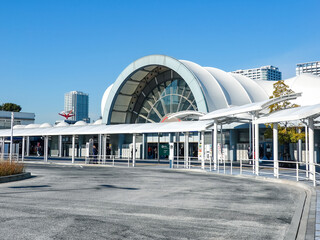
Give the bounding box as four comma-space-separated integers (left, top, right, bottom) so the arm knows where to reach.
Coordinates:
0, 172, 32, 183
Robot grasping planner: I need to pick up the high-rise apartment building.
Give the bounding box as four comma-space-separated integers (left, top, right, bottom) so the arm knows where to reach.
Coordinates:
64, 91, 90, 123
296, 61, 320, 76
231, 65, 282, 81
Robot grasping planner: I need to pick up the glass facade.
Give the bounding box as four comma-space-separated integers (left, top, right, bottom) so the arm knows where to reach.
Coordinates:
64, 91, 90, 123
136, 79, 197, 123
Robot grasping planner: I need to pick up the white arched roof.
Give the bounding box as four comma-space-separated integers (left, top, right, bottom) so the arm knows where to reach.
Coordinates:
101, 55, 320, 125
230, 73, 269, 102
102, 55, 208, 124
204, 67, 252, 106
180, 60, 229, 110
101, 55, 274, 124
101, 84, 113, 117
284, 73, 320, 106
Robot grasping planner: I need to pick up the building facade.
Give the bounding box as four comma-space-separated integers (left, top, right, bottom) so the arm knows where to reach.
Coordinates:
296, 61, 320, 76
2, 55, 320, 163
0, 111, 35, 129
64, 91, 90, 123
231, 65, 281, 81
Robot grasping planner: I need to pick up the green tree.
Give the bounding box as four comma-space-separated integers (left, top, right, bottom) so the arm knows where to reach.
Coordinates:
0, 103, 22, 112
264, 80, 304, 145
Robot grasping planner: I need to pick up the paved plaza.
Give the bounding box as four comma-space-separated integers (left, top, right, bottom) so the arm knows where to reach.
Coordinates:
0, 164, 308, 239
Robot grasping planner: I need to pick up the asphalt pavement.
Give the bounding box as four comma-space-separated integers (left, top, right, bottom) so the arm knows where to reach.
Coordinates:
0, 164, 306, 239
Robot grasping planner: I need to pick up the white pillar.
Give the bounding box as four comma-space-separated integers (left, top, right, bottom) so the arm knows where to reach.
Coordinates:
44, 136, 48, 162
9, 112, 14, 162
157, 133, 160, 162
98, 134, 102, 162
26, 136, 30, 157
252, 115, 255, 173
213, 121, 218, 171
59, 135, 62, 157
142, 133, 146, 160
1, 137, 4, 159
308, 118, 314, 181
201, 131, 205, 170
298, 128, 302, 162
273, 124, 278, 178
249, 122, 252, 154
22, 136, 25, 162
103, 135, 107, 162
185, 132, 189, 168
176, 132, 179, 167
72, 135, 75, 164
132, 134, 136, 167
305, 125, 309, 178
255, 122, 259, 175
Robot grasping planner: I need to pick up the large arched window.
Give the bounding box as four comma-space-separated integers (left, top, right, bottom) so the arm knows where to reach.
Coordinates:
136, 79, 197, 123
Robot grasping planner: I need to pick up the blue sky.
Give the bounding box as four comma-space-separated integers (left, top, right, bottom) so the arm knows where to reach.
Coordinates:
0, 0, 319, 123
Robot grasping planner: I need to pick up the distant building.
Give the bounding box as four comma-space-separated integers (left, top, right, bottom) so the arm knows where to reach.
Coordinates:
64, 91, 90, 123
0, 111, 35, 129
296, 61, 320, 76
232, 65, 282, 81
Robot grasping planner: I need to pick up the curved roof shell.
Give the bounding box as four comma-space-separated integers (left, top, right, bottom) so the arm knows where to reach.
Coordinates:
101, 55, 272, 124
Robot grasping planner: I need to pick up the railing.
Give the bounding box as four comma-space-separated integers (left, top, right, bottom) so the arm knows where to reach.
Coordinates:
0, 153, 20, 162
16, 151, 320, 187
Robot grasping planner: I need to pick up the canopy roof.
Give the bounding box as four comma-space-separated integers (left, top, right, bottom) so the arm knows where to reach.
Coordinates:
199, 93, 301, 121
0, 121, 212, 137
254, 104, 320, 124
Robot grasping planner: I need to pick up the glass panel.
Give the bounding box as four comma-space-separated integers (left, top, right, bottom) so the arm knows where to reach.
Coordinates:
138, 78, 198, 123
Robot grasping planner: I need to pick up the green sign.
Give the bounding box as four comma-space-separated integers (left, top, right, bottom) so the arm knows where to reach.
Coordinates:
159, 143, 169, 158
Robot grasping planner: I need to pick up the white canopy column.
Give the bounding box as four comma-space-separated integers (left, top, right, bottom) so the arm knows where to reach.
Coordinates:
273, 124, 278, 178
72, 135, 75, 164
22, 136, 25, 162
132, 134, 136, 167
44, 136, 48, 162
1, 137, 4, 159
308, 118, 315, 183
26, 136, 30, 157
142, 133, 146, 160
254, 121, 259, 175
251, 116, 255, 173
103, 135, 107, 163
185, 132, 189, 168
59, 135, 62, 157
305, 125, 309, 178
9, 112, 14, 162
98, 134, 102, 162
213, 121, 218, 171
201, 131, 205, 170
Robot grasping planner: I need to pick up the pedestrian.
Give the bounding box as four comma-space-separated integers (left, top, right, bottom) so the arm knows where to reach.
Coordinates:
93, 145, 98, 163
154, 147, 157, 160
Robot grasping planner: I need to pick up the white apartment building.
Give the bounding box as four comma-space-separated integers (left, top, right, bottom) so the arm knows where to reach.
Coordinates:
296, 61, 320, 76
232, 65, 281, 81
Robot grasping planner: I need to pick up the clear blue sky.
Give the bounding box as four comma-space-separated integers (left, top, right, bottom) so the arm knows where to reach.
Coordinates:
0, 0, 319, 123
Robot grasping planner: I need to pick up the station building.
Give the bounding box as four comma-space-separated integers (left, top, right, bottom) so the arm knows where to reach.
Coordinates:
1, 55, 320, 164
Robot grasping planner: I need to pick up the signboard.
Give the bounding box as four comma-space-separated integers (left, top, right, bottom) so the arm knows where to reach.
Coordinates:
159, 143, 169, 158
